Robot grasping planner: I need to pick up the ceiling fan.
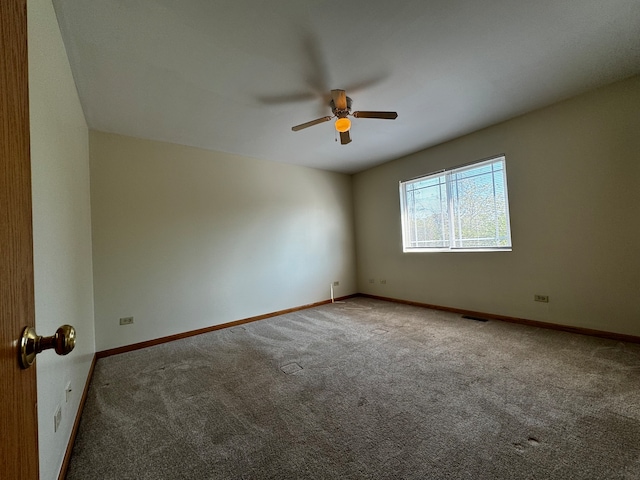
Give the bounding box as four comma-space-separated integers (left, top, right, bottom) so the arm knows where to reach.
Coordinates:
291, 89, 398, 145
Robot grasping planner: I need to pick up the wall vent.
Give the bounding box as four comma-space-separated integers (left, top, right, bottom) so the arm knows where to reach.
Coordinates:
461, 315, 489, 322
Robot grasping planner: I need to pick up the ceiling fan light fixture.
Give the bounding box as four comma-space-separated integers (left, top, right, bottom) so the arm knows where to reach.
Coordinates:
290, 89, 397, 143
335, 117, 351, 132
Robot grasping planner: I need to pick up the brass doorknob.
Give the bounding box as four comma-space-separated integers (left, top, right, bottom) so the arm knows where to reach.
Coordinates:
19, 325, 76, 369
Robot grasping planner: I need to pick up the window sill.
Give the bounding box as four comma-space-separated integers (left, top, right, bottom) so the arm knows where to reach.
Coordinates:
403, 247, 512, 253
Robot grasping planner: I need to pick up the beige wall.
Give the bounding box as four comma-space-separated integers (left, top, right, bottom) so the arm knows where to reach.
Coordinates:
353, 76, 640, 336
90, 131, 357, 351
28, 0, 96, 478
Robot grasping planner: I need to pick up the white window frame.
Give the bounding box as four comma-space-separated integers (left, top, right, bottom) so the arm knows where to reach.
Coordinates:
399, 155, 512, 253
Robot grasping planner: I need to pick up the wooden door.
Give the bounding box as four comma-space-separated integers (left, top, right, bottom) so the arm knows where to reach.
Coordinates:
0, 0, 40, 478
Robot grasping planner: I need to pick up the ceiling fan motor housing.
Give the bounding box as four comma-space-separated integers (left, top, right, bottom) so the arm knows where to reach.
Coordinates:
331, 97, 353, 117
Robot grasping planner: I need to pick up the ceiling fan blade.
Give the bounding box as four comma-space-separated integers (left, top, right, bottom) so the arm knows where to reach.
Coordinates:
340, 130, 351, 145
352, 111, 398, 119
257, 91, 318, 105
331, 89, 348, 110
291, 116, 332, 131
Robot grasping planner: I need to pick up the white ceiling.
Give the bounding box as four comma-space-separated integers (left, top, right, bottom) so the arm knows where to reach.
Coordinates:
53, 0, 640, 174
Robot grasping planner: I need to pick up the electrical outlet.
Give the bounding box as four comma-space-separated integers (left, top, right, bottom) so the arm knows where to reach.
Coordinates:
333, 281, 339, 287
119, 316, 134, 325
65, 382, 72, 403
54, 405, 62, 432
380, 279, 387, 284
534, 294, 549, 303
369, 279, 375, 284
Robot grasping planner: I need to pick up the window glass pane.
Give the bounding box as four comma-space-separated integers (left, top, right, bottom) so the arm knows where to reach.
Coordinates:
404, 174, 449, 248
450, 163, 507, 248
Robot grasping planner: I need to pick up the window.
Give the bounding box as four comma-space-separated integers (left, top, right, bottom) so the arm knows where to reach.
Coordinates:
400, 155, 512, 252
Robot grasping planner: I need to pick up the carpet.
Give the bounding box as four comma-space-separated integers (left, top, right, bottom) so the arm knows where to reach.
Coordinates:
67, 297, 640, 479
